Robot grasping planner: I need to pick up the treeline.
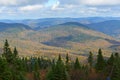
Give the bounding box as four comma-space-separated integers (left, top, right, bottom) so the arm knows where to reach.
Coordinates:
0, 40, 120, 80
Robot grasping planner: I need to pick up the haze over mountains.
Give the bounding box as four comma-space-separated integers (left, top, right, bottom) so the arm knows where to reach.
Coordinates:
0, 17, 120, 58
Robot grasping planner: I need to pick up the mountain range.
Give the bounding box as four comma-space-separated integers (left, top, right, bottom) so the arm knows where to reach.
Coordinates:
0, 17, 120, 59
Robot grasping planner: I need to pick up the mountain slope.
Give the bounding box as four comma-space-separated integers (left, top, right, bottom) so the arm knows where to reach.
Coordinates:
32, 22, 119, 55
0, 22, 32, 33
1, 17, 120, 30
87, 20, 120, 39
0, 21, 120, 58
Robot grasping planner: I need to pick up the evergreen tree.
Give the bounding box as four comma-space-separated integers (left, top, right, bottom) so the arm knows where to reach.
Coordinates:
66, 53, 70, 71
95, 49, 106, 71
3, 39, 9, 58
111, 54, 120, 80
3, 39, 9, 54
47, 55, 67, 80
74, 57, 81, 69
33, 59, 41, 80
2, 40, 26, 80
88, 51, 93, 67
114, 53, 119, 59
107, 53, 114, 66
66, 53, 69, 64
0, 57, 12, 80
13, 47, 18, 57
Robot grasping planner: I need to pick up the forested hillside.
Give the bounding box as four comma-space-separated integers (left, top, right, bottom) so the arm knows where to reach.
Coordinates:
0, 40, 120, 80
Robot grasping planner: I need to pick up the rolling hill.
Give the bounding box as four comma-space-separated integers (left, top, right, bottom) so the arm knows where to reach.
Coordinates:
1, 17, 120, 30
0, 21, 120, 60
87, 20, 120, 39
34, 22, 119, 56
0, 22, 32, 33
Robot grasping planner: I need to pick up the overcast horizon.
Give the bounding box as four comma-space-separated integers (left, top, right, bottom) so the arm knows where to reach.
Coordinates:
0, 0, 120, 19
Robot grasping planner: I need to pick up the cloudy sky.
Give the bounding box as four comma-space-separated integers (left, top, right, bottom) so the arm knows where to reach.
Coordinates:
0, 0, 120, 19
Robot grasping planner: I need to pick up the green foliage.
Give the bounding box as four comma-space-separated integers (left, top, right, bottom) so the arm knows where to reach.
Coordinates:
107, 53, 114, 66
74, 57, 81, 69
1, 39, 120, 80
0, 40, 27, 80
0, 57, 12, 80
33, 71, 40, 80
111, 53, 120, 80
65, 54, 70, 71
13, 47, 18, 57
47, 55, 68, 80
88, 51, 93, 67
95, 49, 106, 71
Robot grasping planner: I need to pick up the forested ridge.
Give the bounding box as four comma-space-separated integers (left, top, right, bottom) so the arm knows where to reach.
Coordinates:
0, 40, 120, 80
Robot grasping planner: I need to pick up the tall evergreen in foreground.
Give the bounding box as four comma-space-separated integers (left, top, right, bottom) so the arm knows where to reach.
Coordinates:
0, 57, 12, 80
111, 53, 120, 80
88, 51, 93, 67
95, 49, 106, 71
107, 53, 114, 66
1, 40, 26, 80
33, 59, 40, 80
74, 57, 81, 69
66, 53, 70, 71
13, 47, 18, 57
47, 55, 68, 80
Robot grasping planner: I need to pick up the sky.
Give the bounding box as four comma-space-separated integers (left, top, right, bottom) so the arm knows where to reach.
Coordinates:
0, 0, 120, 19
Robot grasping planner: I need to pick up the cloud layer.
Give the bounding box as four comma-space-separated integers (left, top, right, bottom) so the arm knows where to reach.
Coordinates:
0, 0, 120, 19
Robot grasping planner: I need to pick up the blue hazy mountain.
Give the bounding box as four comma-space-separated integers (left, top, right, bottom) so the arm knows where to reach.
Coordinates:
87, 20, 120, 39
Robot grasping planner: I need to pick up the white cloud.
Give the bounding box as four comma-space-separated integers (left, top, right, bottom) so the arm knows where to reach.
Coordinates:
0, 0, 17, 6
51, 1, 64, 11
58, 0, 120, 6
81, 0, 120, 6
51, 1, 60, 10
19, 5, 44, 11
0, 0, 120, 19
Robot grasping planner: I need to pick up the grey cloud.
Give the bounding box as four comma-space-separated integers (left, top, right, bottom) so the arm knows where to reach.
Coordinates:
0, 0, 49, 6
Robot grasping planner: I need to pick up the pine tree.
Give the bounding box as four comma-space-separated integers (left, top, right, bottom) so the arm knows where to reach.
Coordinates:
66, 53, 69, 64
0, 57, 12, 80
2, 40, 26, 80
33, 59, 41, 80
111, 54, 120, 80
95, 49, 106, 71
3, 39, 9, 58
88, 51, 93, 67
107, 53, 114, 66
13, 47, 18, 57
74, 57, 81, 69
3, 39, 9, 54
65, 53, 70, 71
47, 55, 67, 80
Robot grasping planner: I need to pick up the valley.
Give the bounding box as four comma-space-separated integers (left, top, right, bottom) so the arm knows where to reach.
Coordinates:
0, 17, 120, 59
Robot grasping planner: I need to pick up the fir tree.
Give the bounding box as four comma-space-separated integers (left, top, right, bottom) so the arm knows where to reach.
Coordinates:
13, 47, 18, 57
74, 57, 81, 69
111, 55, 120, 80
2, 40, 26, 80
88, 51, 93, 67
66, 53, 70, 71
0, 57, 12, 80
95, 49, 106, 71
33, 59, 41, 80
107, 53, 114, 66
66, 53, 69, 64
47, 55, 68, 80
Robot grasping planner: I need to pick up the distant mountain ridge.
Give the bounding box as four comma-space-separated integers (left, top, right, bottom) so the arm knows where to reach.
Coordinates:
1, 17, 120, 30
0, 18, 120, 57
87, 20, 120, 39
0, 22, 32, 32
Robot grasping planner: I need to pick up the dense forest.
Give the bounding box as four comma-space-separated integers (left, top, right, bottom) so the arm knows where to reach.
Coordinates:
0, 40, 120, 80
